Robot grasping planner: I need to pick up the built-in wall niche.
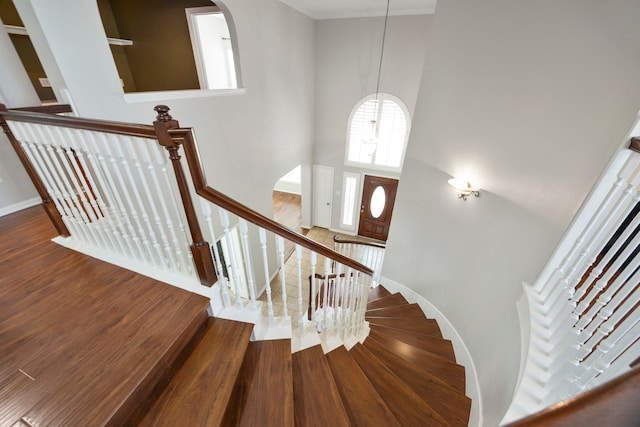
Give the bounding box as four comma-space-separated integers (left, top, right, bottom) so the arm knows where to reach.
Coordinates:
97, 0, 239, 93
0, 0, 55, 103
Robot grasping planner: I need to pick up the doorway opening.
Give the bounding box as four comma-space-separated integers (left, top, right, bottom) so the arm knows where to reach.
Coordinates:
273, 165, 304, 261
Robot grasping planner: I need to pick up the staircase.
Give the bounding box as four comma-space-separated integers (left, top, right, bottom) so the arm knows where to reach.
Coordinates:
0, 107, 472, 426
137, 285, 472, 426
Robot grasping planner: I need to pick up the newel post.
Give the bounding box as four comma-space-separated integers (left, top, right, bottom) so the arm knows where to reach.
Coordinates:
0, 104, 70, 236
153, 105, 217, 287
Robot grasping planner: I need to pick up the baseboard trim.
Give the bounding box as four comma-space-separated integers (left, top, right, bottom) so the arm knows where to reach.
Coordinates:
0, 197, 41, 217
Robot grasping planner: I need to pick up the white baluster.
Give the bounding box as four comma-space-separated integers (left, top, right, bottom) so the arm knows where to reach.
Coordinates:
570, 187, 640, 304
295, 244, 303, 332
19, 139, 78, 237
276, 235, 289, 319
535, 154, 640, 298
573, 221, 640, 321
357, 273, 372, 334
353, 271, 363, 335
153, 139, 192, 273
92, 132, 143, 259
49, 127, 107, 249
62, 131, 118, 253
572, 286, 640, 364
219, 209, 242, 308
26, 124, 93, 245
574, 255, 640, 336
73, 130, 128, 256
239, 219, 257, 309
259, 228, 275, 324
109, 133, 158, 264
322, 257, 331, 331
566, 318, 640, 397
334, 263, 344, 336
200, 200, 231, 307
121, 136, 168, 267
138, 137, 185, 273
310, 251, 317, 325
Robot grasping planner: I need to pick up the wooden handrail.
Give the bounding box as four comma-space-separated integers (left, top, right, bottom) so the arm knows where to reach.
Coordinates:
333, 235, 386, 249
1, 103, 372, 286
10, 104, 73, 115
505, 366, 640, 427
0, 104, 70, 236
629, 137, 640, 153
0, 104, 217, 286
152, 105, 374, 276
0, 106, 157, 139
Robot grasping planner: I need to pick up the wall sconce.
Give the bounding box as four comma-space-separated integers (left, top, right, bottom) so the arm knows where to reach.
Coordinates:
448, 178, 480, 201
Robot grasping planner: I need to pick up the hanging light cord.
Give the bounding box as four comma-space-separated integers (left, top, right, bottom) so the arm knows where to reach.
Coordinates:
374, 0, 391, 107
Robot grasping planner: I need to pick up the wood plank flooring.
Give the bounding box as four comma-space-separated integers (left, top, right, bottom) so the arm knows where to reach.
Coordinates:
0, 206, 210, 426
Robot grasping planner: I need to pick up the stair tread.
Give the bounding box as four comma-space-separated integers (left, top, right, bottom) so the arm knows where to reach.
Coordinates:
366, 293, 408, 310
4, 280, 210, 427
223, 339, 294, 426
361, 337, 471, 426
364, 334, 467, 394
369, 326, 456, 362
326, 346, 400, 426
367, 317, 443, 337
366, 303, 427, 318
138, 318, 255, 427
350, 343, 452, 426
368, 285, 391, 302
292, 345, 350, 427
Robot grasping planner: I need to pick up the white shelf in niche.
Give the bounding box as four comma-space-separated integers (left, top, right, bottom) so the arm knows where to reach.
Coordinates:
4, 25, 132, 46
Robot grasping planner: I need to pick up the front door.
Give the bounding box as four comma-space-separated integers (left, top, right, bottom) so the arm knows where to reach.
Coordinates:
358, 175, 398, 241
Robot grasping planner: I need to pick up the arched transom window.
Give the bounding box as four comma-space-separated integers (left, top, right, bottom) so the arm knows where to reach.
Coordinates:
346, 93, 411, 172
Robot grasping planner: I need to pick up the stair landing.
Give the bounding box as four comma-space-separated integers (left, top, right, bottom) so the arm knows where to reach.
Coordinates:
0, 207, 211, 426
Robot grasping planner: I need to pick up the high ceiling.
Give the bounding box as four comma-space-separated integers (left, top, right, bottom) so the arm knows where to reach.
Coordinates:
277, 0, 436, 20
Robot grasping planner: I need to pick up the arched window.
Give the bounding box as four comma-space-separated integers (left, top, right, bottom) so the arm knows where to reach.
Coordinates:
346, 93, 410, 172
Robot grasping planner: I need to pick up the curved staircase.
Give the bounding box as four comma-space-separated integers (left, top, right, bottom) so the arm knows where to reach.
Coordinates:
137, 285, 472, 426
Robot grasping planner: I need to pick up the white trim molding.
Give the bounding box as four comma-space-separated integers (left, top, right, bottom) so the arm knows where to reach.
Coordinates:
0, 197, 41, 217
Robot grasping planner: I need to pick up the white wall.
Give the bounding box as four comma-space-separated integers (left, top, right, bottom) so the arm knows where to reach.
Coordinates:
313, 15, 431, 231
0, 17, 42, 214
384, 0, 640, 425
12, 0, 315, 221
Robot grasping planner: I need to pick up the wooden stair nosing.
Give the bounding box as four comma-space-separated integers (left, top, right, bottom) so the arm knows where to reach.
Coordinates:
292, 345, 350, 427
113, 303, 211, 427
360, 337, 471, 426
350, 343, 452, 427
364, 335, 467, 394
367, 317, 443, 337
365, 303, 427, 319
16, 291, 211, 427
326, 346, 400, 426
223, 339, 294, 427
137, 318, 255, 427
366, 292, 408, 310
367, 285, 391, 303
369, 326, 456, 362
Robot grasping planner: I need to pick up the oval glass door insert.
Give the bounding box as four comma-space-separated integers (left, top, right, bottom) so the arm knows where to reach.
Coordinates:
370, 186, 386, 218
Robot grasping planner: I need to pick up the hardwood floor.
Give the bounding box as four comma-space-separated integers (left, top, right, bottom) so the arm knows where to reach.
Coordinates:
272, 190, 302, 234
0, 206, 472, 426
0, 206, 210, 426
